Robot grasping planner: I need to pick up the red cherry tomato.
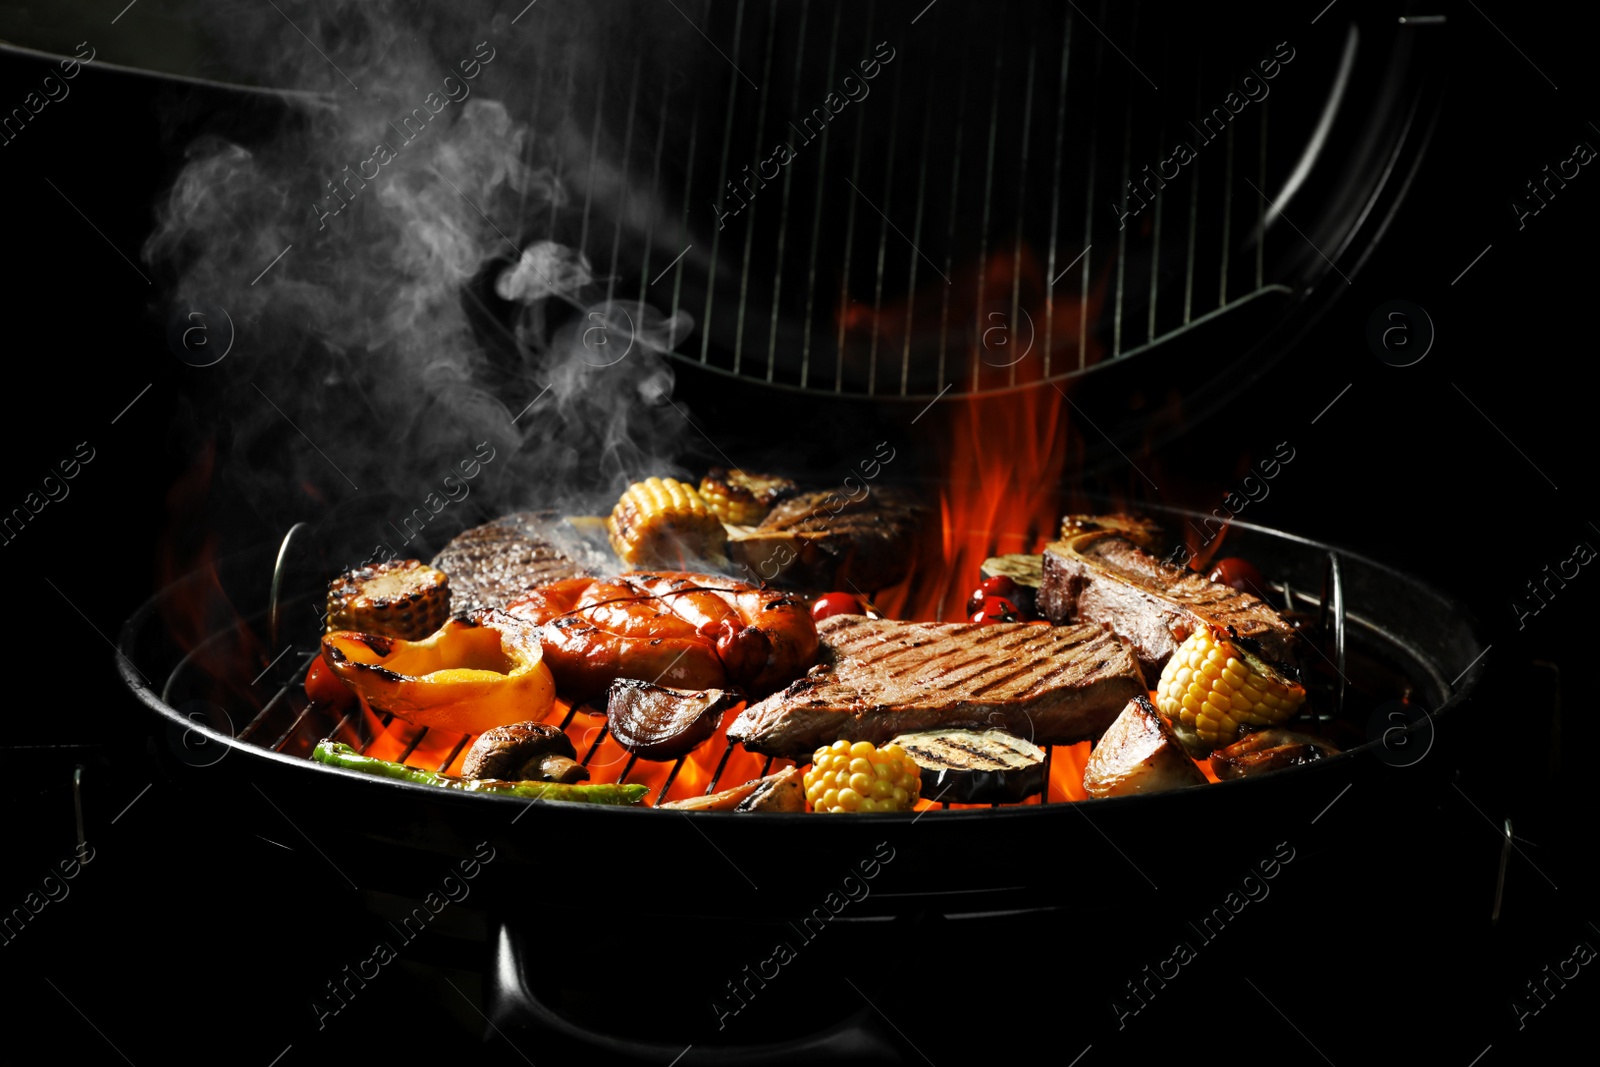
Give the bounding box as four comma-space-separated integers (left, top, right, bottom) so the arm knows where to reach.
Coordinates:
305, 654, 356, 709
812, 592, 864, 621
980, 574, 1018, 599
970, 595, 1019, 624
1207, 557, 1266, 596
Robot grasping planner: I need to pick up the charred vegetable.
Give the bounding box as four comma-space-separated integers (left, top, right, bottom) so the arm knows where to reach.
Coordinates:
608, 477, 729, 568
322, 611, 556, 735
606, 680, 737, 761
326, 559, 451, 640
312, 741, 646, 805
462, 722, 588, 784
1153, 626, 1306, 756
978, 557, 1042, 616
660, 766, 804, 811
888, 728, 1045, 803
1082, 696, 1208, 798
804, 740, 921, 813
1210, 729, 1340, 780
698, 468, 800, 526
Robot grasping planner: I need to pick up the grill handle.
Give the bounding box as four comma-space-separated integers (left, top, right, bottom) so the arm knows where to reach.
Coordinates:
486, 921, 900, 1064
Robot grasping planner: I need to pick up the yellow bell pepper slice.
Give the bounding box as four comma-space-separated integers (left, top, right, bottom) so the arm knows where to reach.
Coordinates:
322, 610, 556, 735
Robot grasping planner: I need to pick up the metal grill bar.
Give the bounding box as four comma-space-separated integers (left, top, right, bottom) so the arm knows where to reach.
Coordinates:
798, 2, 843, 390
731, 4, 780, 376
1008, 40, 1037, 389
1042, 13, 1071, 379
616, 752, 639, 784
704, 740, 736, 795
765, 0, 812, 383
655, 756, 688, 805
969, 48, 1002, 392
698, 0, 749, 364
237, 648, 317, 743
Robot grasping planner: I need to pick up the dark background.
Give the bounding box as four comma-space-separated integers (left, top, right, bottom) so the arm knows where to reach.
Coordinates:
2, 2, 1594, 1063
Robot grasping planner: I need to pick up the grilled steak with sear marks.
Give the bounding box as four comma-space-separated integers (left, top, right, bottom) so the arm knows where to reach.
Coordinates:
1038, 530, 1298, 678
725, 487, 924, 591
727, 614, 1146, 757
431, 512, 593, 615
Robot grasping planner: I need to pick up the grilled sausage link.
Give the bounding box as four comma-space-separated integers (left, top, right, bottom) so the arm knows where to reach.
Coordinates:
506, 572, 817, 702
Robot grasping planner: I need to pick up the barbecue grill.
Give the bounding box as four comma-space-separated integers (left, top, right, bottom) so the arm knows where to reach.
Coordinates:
10, 0, 1502, 1060
115, 502, 1486, 1059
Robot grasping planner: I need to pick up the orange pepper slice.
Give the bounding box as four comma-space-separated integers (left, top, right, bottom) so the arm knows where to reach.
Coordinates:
322, 610, 556, 735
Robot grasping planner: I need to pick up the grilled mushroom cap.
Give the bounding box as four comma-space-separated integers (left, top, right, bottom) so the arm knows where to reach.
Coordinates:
461, 722, 588, 784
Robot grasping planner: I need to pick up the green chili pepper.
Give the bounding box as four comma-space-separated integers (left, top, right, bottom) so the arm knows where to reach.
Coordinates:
312, 740, 647, 806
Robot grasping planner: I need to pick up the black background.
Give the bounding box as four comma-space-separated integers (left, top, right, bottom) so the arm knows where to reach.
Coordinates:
2, 2, 1595, 1064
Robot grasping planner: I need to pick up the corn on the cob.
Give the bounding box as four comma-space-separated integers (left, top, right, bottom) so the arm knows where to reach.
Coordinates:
1153, 627, 1306, 755
697, 468, 800, 526
804, 740, 922, 813
608, 477, 729, 567
326, 559, 451, 639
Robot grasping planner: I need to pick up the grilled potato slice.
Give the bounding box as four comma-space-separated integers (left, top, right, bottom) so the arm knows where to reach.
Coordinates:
1082, 695, 1207, 798
326, 559, 451, 640
661, 766, 804, 811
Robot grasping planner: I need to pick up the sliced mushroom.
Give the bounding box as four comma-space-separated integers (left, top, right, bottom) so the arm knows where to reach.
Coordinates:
1082, 696, 1207, 798
661, 767, 802, 811
1210, 729, 1340, 781
461, 721, 588, 784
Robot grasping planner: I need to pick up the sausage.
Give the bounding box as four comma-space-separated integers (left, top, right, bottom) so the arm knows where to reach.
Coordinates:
506, 572, 818, 702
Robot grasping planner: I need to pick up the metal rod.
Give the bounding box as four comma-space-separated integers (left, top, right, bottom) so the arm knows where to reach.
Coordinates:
1112, 96, 1131, 357
236, 651, 316, 743
865, 40, 905, 397
637, 75, 671, 308
271, 701, 321, 752
604, 52, 643, 310
1078, 20, 1104, 369
705, 740, 736, 794
899, 67, 936, 395
731, 4, 780, 376
655, 756, 688, 805
1008, 39, 1037, 389
698, 0, 750, 364
798, 2, 843, 389
970, 47, 1002, 392
73, 764, 86, 858
766, 0, 812, 383
1256, 98, 1268, 289
1322, 552, 1347, 715
357, 714, 393, 756
1042, 13, 1072, 379
832, 10, 872, 394
616, 753, 640, 784
395, 727, 429, 765
577, 65, 608, 262
1219, 122, 1234, 307
580, 720, 611, 767
435, 735, 470, 774
1040, 746, 1053, 803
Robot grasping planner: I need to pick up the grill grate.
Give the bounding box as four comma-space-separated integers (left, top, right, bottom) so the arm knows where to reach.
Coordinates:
534, 0, 1368, 399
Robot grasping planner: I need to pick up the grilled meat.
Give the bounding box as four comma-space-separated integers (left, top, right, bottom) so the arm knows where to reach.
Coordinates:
699, 468, 800, 525
462, 721, 588, 784
325, 559, 451, 640
431, 512, 592, 615
727, 614, 1145, 757
889, 728, 1046, 803
1210, 729, 1340, 780
726, 487, 924, 592
1060, 513, 1165, 552
660, 766, 804, 811
606, 680, 738, 761
507, 571, 818, 701
1081, 695, 1207, 798
1038, 529, 1298, 678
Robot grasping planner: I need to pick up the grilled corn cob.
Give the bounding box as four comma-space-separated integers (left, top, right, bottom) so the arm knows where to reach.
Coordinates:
608, 477, 729, 567
804, 740, 922, 813
698, 468, 800, 526
1153, 627, 1306, 755
326, 559, 451, 639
